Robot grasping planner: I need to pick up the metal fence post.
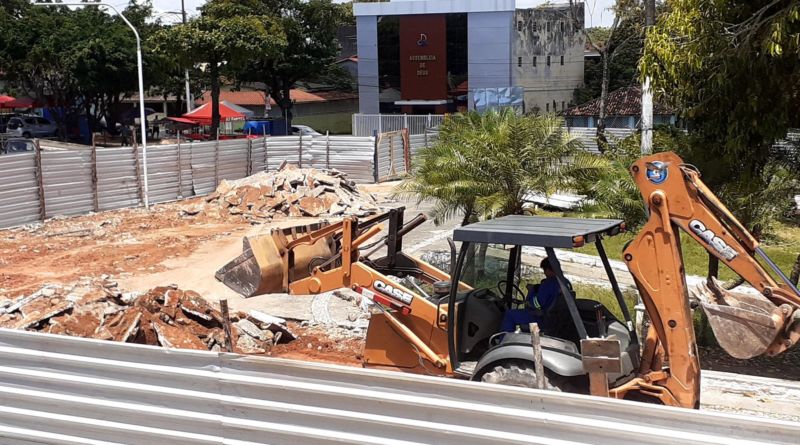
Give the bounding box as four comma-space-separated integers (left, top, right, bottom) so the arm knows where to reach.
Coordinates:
214, 129, 220, 187
264, 135, 269, 172
403, 113, 408, 131
91, 134, 99, 212
131, 130, 144, 207
33, 139, 46, 221
298, 132, 303, 168
177, 136, 183, 199
246, 138, 253, 176
373, 130, 379, 183
325, 131, 331, 169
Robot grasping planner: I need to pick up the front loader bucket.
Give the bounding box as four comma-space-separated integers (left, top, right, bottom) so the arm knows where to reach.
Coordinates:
693, 278, 782, 359
216, 222, 335, 298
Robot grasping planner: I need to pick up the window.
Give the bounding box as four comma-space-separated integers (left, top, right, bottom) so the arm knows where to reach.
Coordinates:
24, 118, 36, 125
562, 101, 565, 110
547, 22, 551, 32
546, 55, 551, 66
546, 103, 549, 112
518, 57, 522, 67
518, 21, 523, 31
560, 22, 565, 32
560, 55, 564, 65
533, 56, 537, 67
36, 118, 49, 125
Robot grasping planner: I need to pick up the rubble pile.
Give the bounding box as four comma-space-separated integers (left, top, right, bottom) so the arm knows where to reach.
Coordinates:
0, 282, 294, 354
184, 164, 380, 223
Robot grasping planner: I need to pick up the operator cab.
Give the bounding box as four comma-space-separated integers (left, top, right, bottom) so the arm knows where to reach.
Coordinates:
445, 215, 639, 389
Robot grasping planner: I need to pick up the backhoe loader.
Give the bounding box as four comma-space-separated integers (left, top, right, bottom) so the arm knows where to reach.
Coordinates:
217, 151, 800, 409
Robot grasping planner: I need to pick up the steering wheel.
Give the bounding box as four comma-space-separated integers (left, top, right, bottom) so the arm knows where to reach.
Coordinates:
497, 280, 527, 306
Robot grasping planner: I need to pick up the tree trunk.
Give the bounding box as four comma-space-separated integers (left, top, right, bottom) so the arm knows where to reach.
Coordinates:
790, 254, 800, 286
210, 64, 221, 137
281, 84, 293, 127
596, 51, 610, 153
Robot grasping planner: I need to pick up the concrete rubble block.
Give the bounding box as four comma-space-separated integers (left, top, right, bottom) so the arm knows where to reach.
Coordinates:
104, 308, 143, 342
235, 318, 270, 341
47, 307, 104, 338
181, 204, 204, 216
235, 334, 266, 354
259, 185, 274, 197
224, 194, 243, 207
14, 297, 74, 330
151, 319, 208, 350
180, 291, 223, 324
308, 185, 327, 198
297, 196, 325, 217
288, 205, 303, 218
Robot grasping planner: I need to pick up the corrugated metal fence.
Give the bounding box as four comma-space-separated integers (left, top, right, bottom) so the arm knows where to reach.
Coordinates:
0, 327, 797, 445
0, 135, 376, 229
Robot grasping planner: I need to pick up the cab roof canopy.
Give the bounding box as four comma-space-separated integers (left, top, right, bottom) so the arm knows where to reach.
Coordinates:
453, 215, 625, 248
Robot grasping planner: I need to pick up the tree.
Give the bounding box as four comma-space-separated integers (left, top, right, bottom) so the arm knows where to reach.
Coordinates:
0, 1, 177, 138
151, 0, 286, 135
573, 21, 644, 106
395, 110, 606, 226
568, 0, 643, 147
641, 0, 800, 230
237, 0, 351, 125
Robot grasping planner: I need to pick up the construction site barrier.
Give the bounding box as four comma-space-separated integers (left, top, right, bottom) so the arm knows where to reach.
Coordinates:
0, 135, 376, 229
0, 327, 797, 445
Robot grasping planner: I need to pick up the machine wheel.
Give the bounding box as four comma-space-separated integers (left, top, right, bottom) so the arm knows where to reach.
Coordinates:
479, 360, 568, 391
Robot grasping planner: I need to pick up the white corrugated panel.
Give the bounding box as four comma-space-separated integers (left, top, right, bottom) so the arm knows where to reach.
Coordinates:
97, 147, 140, 211
189, 141, 217, 196
138, 145, 181, 204
41, 149, 94, 217
0, 153, 40, 228
0, 328, 797, 445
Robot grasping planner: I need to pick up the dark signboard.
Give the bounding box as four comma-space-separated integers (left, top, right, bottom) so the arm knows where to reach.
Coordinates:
399, 14, 447, 100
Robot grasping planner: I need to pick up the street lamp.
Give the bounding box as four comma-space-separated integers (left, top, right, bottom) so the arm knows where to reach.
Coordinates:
34, 1, 151, 209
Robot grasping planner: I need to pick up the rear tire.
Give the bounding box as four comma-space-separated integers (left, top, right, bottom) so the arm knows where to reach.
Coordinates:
479, 361, 564, 391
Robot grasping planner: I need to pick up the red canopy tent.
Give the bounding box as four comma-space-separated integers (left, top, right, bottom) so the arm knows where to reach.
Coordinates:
1, 97, 38, 109
182, 102, 244, 125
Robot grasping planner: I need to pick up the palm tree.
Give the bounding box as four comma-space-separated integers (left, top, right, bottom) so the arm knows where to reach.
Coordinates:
395, 109, 606, 225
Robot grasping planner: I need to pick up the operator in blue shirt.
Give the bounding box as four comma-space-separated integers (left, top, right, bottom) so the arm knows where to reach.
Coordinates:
500, 258, 571, 333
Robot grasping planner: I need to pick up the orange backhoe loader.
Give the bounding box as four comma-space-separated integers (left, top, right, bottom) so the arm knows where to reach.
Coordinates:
217, 152, 800, 409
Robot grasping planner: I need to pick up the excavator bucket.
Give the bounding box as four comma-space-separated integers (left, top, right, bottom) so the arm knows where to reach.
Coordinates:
692, 278, 782, 359
215, 222, 336, 297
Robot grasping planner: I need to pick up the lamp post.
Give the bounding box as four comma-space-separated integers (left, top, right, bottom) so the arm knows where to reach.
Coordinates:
34, 1, 151, 209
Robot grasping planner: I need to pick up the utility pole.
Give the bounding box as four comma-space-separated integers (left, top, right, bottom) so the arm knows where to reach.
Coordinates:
640, 0, 656, 154
182, 0, 193, 113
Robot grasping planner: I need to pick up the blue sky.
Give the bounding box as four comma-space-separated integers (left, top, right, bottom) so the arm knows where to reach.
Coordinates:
150, 0, 617, 27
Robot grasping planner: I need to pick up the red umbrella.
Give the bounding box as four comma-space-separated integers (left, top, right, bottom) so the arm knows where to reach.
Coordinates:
0, 95, 16, 107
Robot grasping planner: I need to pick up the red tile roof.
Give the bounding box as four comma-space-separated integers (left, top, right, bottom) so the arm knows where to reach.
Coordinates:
564, 85, 673, 116
197, 89, 356, 107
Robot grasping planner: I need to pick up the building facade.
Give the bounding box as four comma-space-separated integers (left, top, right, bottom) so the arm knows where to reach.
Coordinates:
353, 0, 583, 115
513, 5, 584, 114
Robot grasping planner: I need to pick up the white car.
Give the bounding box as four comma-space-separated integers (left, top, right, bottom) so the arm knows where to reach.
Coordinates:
5, 116, 57, 138
291, 125, 322, 136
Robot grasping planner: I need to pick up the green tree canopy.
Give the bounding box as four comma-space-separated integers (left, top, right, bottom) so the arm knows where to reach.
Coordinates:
150, 0, 287, 135
236, 0, 352, 124
641, 0, 800, 229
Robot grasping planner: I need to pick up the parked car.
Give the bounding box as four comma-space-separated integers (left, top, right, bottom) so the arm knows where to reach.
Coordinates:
291, 125, 322, 137
5, 115, 57, 138
0, 113, 20, 133
0, 138, 35, 155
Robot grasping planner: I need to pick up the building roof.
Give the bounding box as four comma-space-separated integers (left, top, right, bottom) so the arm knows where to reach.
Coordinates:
564, 85, 674, 117
197, 89, 357, 107
453, 215, 625, 248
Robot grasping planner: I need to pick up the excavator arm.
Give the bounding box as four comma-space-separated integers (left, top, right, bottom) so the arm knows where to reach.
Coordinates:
614, 151, 800, 408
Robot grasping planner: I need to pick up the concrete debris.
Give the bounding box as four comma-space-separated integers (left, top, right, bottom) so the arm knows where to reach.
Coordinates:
0, 280, 296, 354
184, 164, 380, 223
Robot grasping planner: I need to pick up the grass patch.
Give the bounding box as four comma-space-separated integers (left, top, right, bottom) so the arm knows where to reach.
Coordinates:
537, 209, 800, 282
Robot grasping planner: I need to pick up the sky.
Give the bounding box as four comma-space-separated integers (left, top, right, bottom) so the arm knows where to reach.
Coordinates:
148, 0, 617, 27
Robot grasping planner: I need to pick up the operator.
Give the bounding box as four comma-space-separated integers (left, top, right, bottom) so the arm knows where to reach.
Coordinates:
499, 258, 572, 333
